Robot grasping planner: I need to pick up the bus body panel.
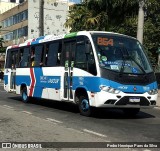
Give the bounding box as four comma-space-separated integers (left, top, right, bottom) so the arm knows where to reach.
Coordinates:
4, 68, 15, 92
3, 31, 158, 112
15, 67, 64, 101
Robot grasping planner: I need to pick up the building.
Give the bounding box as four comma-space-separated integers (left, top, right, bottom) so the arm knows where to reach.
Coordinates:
0, 0, 73, 47
0, 0, 26, 14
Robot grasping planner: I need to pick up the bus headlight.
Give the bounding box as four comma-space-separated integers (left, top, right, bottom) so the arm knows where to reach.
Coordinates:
100, 85, 120, 94
147, 89, 158, 95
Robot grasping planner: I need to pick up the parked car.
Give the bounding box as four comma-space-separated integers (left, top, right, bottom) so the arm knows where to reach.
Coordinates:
0, 70, 4, 80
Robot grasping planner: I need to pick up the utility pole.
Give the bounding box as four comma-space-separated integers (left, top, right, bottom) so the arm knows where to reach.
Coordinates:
39, 0, 44, 37
137, 0, 145, 44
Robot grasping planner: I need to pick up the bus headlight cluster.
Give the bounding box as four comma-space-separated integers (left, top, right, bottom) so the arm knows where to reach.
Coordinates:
100, 85, 120, 94
147, 89, 158, 95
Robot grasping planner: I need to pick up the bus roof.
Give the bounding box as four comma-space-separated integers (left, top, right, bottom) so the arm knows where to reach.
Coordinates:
6, 31, 136, 50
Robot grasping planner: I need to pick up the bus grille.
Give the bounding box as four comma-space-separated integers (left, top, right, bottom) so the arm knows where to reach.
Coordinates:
115, 96, 150, 106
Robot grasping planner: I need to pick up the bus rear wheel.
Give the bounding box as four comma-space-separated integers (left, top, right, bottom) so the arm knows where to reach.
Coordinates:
78, 95, 92, 116
123, 108, 140, 116
21, 87, 30, 103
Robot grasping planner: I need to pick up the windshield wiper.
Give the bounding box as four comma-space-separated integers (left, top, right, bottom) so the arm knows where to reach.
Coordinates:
124, 47, 146, 75
119, 47, 146, 76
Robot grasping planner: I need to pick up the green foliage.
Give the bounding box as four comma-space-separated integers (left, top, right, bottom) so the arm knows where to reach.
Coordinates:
0, 38, 5, 53
0, 26, 5, 53
143, 0, 160, 69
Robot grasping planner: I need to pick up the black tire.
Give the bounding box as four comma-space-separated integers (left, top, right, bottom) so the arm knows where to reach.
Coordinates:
78, 95, 92, 116
123, 108, 140, 116
21, 87, 30, 103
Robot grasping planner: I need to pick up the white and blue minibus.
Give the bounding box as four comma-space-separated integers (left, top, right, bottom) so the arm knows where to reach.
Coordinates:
4, 31, 158, 116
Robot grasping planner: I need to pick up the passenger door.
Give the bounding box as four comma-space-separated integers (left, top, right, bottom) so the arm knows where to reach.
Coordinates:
4, 49, 19, 92
62, 39, 76, 101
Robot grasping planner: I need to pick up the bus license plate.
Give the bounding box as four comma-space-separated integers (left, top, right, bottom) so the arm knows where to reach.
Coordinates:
129, 97, 140, 103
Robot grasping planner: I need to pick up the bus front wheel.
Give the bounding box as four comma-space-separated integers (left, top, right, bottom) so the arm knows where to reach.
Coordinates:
79, 95, 92, 116
21, 87, 30, 103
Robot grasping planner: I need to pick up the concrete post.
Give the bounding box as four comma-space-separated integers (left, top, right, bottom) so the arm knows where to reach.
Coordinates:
137, 0, 145, 44
39, 0, 44, 37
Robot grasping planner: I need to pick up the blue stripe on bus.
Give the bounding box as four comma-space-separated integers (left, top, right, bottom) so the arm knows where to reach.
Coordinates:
72, 76, 157, 93
4, 75, 8, 85
16, 68, 61, 98
72, 76, 104, 92
33, 68, 60, 97
15, 74, 157, 96
31, 36, 45, 45
16, 76, 31, 86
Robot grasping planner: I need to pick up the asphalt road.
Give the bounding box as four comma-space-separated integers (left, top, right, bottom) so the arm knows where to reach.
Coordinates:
0, 81, 160, 151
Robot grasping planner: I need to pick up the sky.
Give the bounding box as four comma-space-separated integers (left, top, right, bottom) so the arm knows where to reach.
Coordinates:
70, 0, 81, 3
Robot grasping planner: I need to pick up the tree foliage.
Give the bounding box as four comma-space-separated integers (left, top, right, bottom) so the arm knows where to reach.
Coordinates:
0, 38, 5, 53
65, 0, 160, 68
0, 26, 5, 53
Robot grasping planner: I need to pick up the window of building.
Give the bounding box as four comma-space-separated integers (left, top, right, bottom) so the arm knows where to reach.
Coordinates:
19, 0, 25, 3
23, 26, 28, 36
2, 10, 28, 28
18, 28, 23, 38
10, 0, 16, 3
13, 14, 17, 24
13, 29, 18, 39
9, 16, 13, 26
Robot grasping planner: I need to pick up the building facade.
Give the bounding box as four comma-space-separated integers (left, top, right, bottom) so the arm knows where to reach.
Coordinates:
0, 0, 72, 48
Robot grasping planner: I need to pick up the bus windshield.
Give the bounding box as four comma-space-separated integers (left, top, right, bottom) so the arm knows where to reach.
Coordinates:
92, 33, 153, 74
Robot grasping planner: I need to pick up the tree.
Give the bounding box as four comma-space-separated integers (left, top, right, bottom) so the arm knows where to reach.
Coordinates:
0, 26, 5, 53
65, 0, 138, 34
143, 0, 160, 70
0, 37, 5, 52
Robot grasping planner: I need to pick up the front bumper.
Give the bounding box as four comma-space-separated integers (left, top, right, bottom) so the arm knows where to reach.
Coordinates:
89, 91, 158, 108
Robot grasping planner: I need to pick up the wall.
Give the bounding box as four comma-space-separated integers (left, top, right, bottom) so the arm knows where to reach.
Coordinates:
0, 2, 18, 14
0, 1, 28, 47
28, 0, 69, 39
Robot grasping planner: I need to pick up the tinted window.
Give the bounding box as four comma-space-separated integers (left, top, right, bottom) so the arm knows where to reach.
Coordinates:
46, 43, 59, 67
34, 45, 44, 67
92, 33, 153, 74
5, 49, 19, 68
74, 36, 97, 75
20, 48, 30, 67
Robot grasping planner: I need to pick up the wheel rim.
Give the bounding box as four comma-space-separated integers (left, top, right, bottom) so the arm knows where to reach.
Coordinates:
81, 99, 89, 111
22, 90, 27, 102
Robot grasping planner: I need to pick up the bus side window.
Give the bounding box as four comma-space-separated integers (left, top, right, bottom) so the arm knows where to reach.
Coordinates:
57, 42, 62, 66
30, 46, 35, 67
46, 42, 59, 67
5, 49, 11, 68
20, 47, 30, 67
7, 49, 19, 69
34, 45, 44, 67
45, 45, 49, 66
19, 48, 24, 67
75, 37, 97, 75
15, 50, 19, 68
75, 42, 87, 70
